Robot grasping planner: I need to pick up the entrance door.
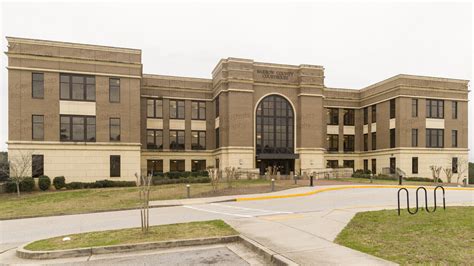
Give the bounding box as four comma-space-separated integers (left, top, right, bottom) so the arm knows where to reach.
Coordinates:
257, 159, 294, 175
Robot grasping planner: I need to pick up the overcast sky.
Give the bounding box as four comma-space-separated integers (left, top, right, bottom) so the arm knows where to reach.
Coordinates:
0, 1, 472, 160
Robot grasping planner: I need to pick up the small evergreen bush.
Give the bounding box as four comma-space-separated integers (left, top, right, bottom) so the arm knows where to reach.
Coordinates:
53, 176, 66, 190
38, 176, 51, 191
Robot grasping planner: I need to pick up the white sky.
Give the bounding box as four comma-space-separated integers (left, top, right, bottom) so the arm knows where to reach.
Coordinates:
0, 1, 472, 160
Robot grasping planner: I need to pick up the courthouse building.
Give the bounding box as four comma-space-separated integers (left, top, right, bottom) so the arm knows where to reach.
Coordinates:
6, 37, 469, 182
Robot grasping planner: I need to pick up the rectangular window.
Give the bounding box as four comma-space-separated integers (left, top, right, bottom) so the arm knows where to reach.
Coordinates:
390, 157, 396, 174
215, 96, 220, 117
60, 74, 95, 101
343, 160, 354, 171
426, 99, 444, 119
60, 115, 95, 142
146, 129, 163, 149
363, 134, 368, 151
371, 132, 377, 150
327, 134, 339, 152
170, 130, 185, 150
343, 135, 355, 152
452, 157, 458, 173
147, 99, 163, 118
32, 155, 44, 178
371, 159, 376, 175
192, 160, 206, 172
390, 99, 396, 119
452, 101, 458, 119
110, 155, 121, 177
109, 118, 120, 141
390, 128, 395, 148
109, 78, 120, 103
343, 109, 354, 126
192, 101, 206, 120
363, 159, 368, 172
452, 130, 458, 147
412, 99, 418, 117
170, 160, 185, 172
411, 129, 418, 147
327, 108, 339, 125
363, 107, 368, 125
32, 73, 44, 99
32, 115, 44, 140
412, 157, 418, 174
326, 160, 338, 168
170, 100, 185, 119
371, 105, 377, 123
191, 131, 206, 150
147, 160, 163, 176
215, 128, 220, 148
426, 129, 444, 148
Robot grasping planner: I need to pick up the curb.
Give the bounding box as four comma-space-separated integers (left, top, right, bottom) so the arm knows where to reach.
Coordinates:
16, 235, 299, 265
236, 185, 474, 201
16, 235, 240, 260
239, 235, 297, 266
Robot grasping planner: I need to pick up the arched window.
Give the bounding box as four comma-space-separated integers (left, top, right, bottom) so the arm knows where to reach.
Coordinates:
256, 95, 294, 154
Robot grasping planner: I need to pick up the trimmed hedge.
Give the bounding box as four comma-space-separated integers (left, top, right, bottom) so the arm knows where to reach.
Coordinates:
5, 177, 35, 193
65, 180, 136, 190
152, 176, 210, 185
38, 176, 51, 191
405, 177, 443, 183
151, 171, 209, 179
53, 176, 66, 190
352, 169, 372, 178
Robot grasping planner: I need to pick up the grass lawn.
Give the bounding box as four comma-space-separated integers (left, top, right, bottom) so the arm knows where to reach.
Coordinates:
332, 177, 448, 186
335, 206, 474, 264
25, 220, 237, 251
0, 179, 303, 220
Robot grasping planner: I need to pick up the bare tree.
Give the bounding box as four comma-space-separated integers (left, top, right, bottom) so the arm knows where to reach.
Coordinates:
443, 167, 453, 183
135, 173, 152, 233
0, 151, 34, 197
429, 165, 442, 185
455, 158, 469, 185
224, 167, 237, 188
207, 167, 220, 192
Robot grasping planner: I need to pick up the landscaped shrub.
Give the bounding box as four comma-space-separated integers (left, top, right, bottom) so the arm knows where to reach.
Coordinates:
5, 182, 17, 193
374, 174, 397, 180
152, 176, 210, 185
65, 180, 136, 190
404, 177, 442, 183
53, 176, 66, 190
19, 177, 35, 192
164, 171, 208, 179
38, 176, 51, 191
352, 169, 371, 178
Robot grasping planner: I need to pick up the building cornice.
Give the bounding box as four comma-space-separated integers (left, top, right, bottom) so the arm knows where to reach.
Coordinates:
7, 66, 142, 79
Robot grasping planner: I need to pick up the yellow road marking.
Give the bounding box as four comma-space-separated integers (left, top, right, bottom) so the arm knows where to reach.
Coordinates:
236, 185, 474, 202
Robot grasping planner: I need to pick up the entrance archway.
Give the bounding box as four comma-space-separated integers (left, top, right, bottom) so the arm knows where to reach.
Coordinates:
255, 95, 297, 175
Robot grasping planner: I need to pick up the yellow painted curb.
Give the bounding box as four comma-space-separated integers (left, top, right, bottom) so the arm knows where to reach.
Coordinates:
236, 185, 474, 202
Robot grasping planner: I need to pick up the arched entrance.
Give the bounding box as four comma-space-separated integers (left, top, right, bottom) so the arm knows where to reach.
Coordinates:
255, 95, 297, 175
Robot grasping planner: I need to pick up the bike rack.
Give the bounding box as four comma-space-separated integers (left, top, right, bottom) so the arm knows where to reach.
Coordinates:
397, 186, 446, 216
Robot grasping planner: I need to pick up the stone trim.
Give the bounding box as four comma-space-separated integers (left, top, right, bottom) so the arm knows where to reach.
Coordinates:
7, 66, 142, 79
6, 53, 142, 67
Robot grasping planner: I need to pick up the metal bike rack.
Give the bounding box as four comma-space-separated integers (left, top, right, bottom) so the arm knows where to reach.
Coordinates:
397, 186, 446, 216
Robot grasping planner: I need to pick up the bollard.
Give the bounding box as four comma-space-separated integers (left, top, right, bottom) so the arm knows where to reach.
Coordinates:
398, 175, 402, 186
310, 175, 314, 187
186, 184, 190, 198
271, 178, 275, 192
294, 174, 297, 185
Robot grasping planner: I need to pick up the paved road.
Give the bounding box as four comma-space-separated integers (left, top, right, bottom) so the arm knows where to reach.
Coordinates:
1, 185, 472, 265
